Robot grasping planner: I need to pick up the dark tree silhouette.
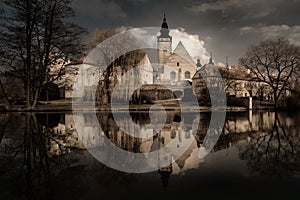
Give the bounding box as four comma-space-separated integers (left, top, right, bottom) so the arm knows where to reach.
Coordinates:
239, 112, 300, 176
0, 0, 86, 110
86, 29, 146, 105
240, 38, 300, 108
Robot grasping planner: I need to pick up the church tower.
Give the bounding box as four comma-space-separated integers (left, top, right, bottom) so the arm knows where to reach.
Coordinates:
157, 14, 172, 64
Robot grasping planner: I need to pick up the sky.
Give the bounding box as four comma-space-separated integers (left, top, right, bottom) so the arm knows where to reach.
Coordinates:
71, 0, 300, 66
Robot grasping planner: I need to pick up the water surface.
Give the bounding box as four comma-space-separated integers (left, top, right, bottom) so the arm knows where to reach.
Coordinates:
0, 111, 299, 199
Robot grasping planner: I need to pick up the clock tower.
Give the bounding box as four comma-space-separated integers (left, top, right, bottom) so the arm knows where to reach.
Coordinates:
157, 14, 172, 65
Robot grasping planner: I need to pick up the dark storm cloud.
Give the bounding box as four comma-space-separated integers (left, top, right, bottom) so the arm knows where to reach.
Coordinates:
187, 0, 300, 26
72, 0, 300, 65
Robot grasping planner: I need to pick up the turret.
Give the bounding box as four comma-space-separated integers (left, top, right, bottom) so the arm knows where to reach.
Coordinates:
196, 58, 202, 70
208, 52, 214, 65
157, 14, 172, 64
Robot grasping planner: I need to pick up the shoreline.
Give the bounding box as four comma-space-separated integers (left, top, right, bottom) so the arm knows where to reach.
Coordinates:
0, 100, 276, 112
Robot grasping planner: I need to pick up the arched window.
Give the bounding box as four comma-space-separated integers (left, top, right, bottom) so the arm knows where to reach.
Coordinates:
170, 71, 176, 80
161, 65, 164, 73
185, 71, 191, 79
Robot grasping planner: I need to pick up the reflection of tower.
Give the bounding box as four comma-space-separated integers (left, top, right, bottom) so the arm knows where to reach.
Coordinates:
158, 167, 172, 191
157, 129, 173, 191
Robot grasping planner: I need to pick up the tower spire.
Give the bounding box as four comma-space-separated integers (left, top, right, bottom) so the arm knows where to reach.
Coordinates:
209, 52, 214, 65
226, 56, 229, 67
157, 14, 172, 65
161, 13, 168, 29
196, 57, 202, 69
158, 13, 171, 39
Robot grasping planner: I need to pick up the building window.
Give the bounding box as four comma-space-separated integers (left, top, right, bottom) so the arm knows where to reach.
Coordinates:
170, 71, 176, 80
171, 130, 176, 139
160, 65, 165, 73
185, 71, 191, 79
185, 132, 191, 139
177, 62, 180, 66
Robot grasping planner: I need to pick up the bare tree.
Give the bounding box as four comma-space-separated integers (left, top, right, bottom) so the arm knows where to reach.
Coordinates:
84, 29, 119, 51
0, 0, 86, 110
84, 29, 146, 105
240, 38, 300, 108
0, 7, 13, 109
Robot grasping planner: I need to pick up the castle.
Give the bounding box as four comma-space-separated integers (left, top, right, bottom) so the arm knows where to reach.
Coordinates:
154, 14, 196, 84
63, 14, 199, 102
60, 14, 277, 105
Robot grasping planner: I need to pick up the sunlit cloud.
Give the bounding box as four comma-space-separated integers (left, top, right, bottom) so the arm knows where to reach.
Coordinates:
170, 28, 210, 64
131, 27, 210, 65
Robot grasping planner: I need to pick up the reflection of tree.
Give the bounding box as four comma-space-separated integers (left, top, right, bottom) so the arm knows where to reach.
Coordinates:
239, 112, 300, 176
0, 113, 12, 143
1, 113, 86, 199
1, 114, 53, 199
0, 113, 141, 199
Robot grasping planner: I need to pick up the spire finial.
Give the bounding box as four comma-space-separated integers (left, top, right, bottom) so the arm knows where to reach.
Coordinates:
196, 56, 202, 69
226, 56, 229, 67
209, 52, 214, 65
161, 13, 168, 29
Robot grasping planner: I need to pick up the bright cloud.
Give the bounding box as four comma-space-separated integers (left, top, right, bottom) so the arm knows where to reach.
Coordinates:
170, 28, 210, 64
130, 27, 210, 65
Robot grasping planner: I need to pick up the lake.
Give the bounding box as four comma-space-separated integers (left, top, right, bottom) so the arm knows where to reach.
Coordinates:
0, 110, 299, 200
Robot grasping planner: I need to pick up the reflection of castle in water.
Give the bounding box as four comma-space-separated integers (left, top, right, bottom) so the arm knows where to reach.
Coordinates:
64, 111, 199, 174
0, 111, 275, 189
46, 111, 276, 174
0, 112, 299, 199
0, 111, 295, 191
